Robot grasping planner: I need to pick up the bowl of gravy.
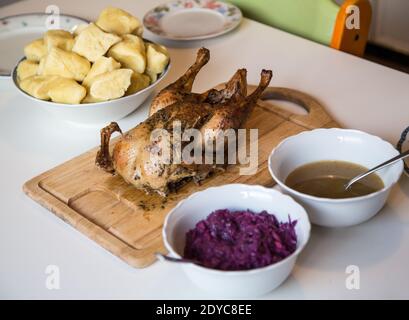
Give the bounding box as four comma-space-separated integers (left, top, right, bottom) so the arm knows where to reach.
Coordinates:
268, 128, 403, 227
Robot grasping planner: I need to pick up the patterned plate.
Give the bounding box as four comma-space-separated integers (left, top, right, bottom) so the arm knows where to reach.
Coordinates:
143, 0, 242, 40
0, 13, 89, 78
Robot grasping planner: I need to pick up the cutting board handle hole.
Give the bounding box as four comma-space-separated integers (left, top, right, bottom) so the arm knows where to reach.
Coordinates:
261, 99, 308, 115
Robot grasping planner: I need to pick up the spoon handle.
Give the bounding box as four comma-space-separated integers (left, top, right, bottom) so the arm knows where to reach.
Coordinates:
0, 70, 11, 77
346, 149, 409, 189
155, 252, 198, 265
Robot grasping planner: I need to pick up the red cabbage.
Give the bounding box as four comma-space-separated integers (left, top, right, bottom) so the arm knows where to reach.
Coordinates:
184, 209, 297, 271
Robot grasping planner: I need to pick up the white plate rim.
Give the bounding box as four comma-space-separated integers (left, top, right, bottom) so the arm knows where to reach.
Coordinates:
143, 0, 242, 41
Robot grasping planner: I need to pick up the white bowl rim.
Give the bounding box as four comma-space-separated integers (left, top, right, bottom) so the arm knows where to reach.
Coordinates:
12, 38, 171, 107
268, 128, 403, 204
162, 183, 311, 276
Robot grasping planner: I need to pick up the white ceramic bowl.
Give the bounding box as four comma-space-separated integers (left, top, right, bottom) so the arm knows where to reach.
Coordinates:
162, 184, 311, 298
12, 54, 170, 126
268, 128, 403, 228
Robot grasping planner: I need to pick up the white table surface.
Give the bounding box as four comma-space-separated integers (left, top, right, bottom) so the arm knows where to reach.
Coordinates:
1, 0, 409, 299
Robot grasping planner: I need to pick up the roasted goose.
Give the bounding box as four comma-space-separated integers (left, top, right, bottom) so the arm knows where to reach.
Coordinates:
149, 48, 241, 115
96, 48, 273, 196
149, 47, 210, 116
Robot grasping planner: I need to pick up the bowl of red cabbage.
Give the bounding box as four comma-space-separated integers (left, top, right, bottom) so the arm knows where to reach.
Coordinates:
162, 184, 311, 298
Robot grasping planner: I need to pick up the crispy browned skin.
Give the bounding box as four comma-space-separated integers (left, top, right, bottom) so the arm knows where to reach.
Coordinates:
96, 49, 273, 196
149, 47, 211, 116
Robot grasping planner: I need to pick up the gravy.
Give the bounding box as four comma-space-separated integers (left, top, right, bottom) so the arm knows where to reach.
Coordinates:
285, 160, 384, 199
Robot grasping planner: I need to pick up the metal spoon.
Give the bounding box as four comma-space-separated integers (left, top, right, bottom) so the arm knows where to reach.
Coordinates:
0, 69, 11, 77
155, 252, 204, 267
345, 149, 409, 190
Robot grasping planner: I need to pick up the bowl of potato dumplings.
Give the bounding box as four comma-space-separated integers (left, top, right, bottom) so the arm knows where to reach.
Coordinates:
12, 7, 170, 125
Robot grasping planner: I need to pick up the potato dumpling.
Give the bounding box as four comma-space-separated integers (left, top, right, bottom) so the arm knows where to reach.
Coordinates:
19, 75, 58, 100
146, 43, 169, 75
72, 23, 121, 62
19, 7, 169, 105
24, 38, 47, 62
126, 72, 150, 95
44, 30, 74, 51
108, 34, 146, 73
82, 56, 121, 87
96, 7, 143, 36
48, 77, 86, 104
145, 69, 158, 83
82, 94, 101, 104
72, 23, 89, 36
17, 60, 39, 81
39, 47, 91, 81
88, 69, 132, 102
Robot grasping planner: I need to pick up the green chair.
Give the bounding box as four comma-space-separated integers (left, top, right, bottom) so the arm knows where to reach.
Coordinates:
227, 0, 372, 56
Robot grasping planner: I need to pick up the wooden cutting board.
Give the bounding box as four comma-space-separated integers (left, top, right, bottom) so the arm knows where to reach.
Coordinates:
23, 86, 338, 268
